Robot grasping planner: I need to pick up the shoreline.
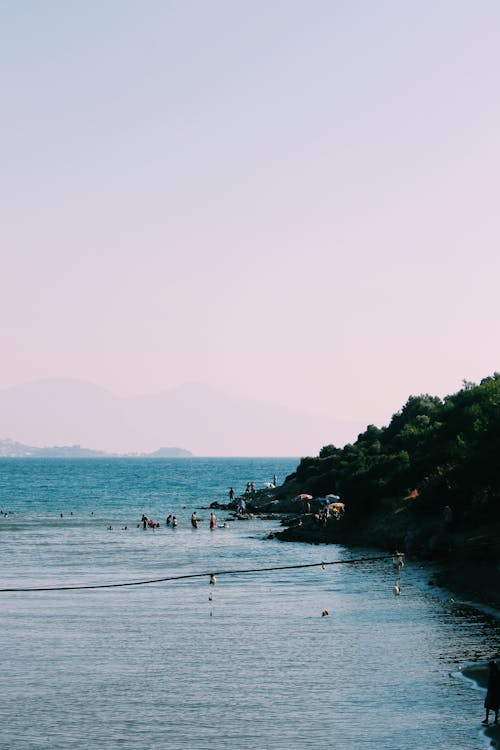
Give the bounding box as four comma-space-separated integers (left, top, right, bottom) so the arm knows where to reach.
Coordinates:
461, 665, 500, 747
218, 492, 500, 612
225, 487, 500, 612
221, 490, 500, 748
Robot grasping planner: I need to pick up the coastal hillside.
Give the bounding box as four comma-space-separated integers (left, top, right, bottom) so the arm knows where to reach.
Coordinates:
271, 374, 500, 601
286, 373, 500, 521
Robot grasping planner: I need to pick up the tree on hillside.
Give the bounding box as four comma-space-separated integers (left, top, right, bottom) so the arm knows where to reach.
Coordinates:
288, 374, 500, 523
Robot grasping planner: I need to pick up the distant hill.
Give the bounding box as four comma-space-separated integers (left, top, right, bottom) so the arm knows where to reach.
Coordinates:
0, 378, 358, 456
0, 438, 193, 459
146, 447, 192, 458
0, 438, 108, 458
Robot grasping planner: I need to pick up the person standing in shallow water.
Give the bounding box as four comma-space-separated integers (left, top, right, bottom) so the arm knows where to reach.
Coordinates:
483, 660, 500, 725
210, 512, 216, 530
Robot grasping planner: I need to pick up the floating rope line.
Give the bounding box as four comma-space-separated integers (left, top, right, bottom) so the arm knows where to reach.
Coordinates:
0, 554, 398, 593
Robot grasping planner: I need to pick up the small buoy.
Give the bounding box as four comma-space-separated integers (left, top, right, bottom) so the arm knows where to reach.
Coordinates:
393, 582, 401, 596
209, 574, 217, 586
321, 610, 329, 617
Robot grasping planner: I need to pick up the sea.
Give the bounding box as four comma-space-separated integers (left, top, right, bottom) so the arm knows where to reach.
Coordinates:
0, 457, 498, 750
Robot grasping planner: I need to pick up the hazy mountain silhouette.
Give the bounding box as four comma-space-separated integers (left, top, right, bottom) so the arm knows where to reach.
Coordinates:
0, 378, 359, 456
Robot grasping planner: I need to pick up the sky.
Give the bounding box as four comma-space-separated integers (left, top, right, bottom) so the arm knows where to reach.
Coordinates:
1, 1, 499, 449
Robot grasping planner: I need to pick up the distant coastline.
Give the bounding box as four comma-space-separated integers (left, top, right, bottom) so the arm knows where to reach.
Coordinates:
0, 438, 192, 459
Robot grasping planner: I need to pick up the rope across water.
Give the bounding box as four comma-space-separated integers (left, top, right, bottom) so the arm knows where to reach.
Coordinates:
0, 554, 397, 593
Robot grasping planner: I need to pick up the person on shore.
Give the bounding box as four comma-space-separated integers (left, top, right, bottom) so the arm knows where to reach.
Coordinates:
483, 660, 500, 725
210, 512, 216, 530
191, 512, 199, 528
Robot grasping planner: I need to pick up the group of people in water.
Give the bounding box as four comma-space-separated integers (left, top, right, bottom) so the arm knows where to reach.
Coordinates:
191, 511, 218, 529
141, 514, 163, 529
140, 511, 221, 530
139, 478, 278, 533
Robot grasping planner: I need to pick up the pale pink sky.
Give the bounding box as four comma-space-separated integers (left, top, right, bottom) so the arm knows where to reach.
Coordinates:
1, 1, 499, 447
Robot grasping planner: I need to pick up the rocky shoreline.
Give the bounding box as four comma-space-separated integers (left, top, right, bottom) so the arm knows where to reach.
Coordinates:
212, 485, 500, 611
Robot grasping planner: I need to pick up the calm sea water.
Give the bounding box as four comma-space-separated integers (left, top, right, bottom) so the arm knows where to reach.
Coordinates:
0, 458, 498, 750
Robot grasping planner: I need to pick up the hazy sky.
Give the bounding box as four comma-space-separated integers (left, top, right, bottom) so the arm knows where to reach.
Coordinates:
1, 1, 499, 442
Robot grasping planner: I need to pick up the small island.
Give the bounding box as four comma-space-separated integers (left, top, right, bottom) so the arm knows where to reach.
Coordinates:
143, 447, 193, 458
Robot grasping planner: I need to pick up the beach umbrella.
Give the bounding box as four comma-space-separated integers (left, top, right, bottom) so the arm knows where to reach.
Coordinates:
294, 493, 313, 502
312, 497, 330, 505
325, 493, 341, 502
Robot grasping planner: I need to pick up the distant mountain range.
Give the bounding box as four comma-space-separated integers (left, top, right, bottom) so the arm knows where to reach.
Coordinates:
0, 438, 192, 458
0, 378, 360, 457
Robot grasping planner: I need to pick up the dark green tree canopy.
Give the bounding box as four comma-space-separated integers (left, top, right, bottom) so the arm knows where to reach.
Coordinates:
287, 375, 500, 522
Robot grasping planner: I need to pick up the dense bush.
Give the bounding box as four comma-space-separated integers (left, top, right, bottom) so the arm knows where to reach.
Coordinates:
287, 374, 500, 524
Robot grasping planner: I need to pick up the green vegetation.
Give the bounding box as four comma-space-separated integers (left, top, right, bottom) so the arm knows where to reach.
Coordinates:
285, 374, 500, 526
272, 374, 500, 605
